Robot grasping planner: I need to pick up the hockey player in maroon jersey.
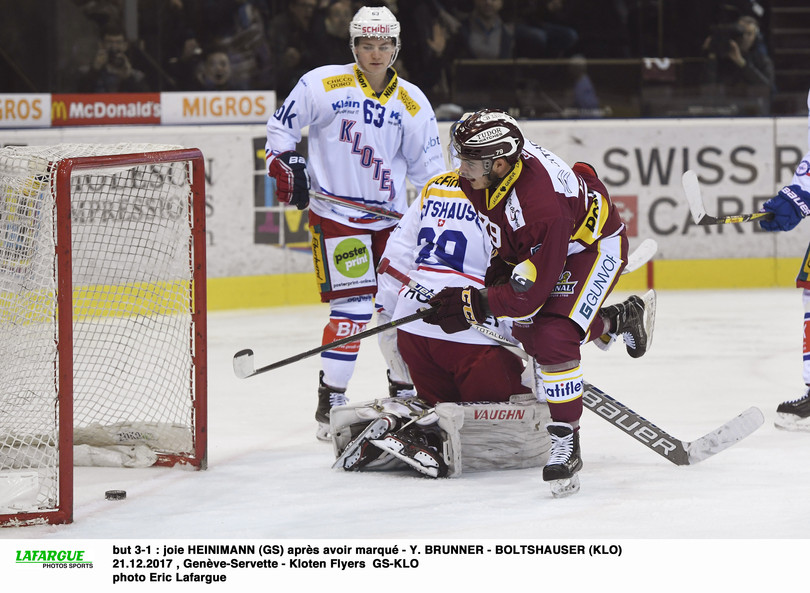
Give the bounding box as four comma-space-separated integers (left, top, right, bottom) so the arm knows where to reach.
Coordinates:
423, 109, 656, 496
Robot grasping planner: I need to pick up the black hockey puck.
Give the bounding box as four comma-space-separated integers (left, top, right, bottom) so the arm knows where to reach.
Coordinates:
105, 490, 126, 501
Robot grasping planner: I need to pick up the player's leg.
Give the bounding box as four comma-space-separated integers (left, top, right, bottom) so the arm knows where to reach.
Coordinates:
775, 283, 810, 431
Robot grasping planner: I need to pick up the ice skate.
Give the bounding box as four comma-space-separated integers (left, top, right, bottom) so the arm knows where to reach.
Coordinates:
775, 387, 810, 432
599, 289, 656, 358
387, 370, 417, 398
371, 426, 448, 478
315, 371, 348, 441
332, 415, 397, 470
543, 422, 583, 498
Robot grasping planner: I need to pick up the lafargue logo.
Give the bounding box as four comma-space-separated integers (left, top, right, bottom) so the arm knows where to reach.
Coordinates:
15, 548, 94, 569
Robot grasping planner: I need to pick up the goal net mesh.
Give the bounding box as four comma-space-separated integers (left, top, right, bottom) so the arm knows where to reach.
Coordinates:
0, 143, 203, 518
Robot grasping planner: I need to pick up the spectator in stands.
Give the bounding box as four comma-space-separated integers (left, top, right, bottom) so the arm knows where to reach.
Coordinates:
188, 49, 249, 91
702, 14, 775, 115
398, 0, 461, 105
268, 0, 320, 98
703, 15, 775, 92
76, 22, 150, 92
310, 0, 354, 67
457, 0, 517, 60
200, 0, 274, 90
508, 0, 578, 59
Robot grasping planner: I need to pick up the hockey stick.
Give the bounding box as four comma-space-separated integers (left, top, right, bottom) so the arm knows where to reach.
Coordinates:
582, 382, 764, 466
378, 260, 763, 465
309, 191, 403, 220
376, 258, 526, 357
682, 170, 774, 225
233, 307, 434, 379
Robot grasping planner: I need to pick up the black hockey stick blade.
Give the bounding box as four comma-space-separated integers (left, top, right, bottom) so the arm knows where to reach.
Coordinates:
682, 170, 774, 225
583, 382, 764, 465
233, 307, 435, 379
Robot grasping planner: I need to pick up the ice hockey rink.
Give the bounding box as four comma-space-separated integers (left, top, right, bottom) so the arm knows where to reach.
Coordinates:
2, 287, 809, 589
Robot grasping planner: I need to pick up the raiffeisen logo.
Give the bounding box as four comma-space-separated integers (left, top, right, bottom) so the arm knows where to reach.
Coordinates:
15, 548, 94, 569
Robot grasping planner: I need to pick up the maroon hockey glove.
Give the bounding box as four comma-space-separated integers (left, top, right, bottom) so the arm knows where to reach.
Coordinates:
423, 286, 487, 334
269, 151, 310, 210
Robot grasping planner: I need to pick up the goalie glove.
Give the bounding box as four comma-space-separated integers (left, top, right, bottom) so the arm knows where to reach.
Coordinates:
423, 286, 487, 334
269, 150, 311, 210
760, 184, 810, 232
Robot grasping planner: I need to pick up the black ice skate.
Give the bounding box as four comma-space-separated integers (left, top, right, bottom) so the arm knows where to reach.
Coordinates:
315, 371, 348, 441
543, 422, 583, 498
775, 388, 810, 432
370, 426, 448, 478
387, 370, 417, 398
332, 415, 397, 471
599, 289, 656, 358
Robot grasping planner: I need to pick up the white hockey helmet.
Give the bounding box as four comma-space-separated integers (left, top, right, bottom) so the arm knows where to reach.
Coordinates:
349, 6, 401, 68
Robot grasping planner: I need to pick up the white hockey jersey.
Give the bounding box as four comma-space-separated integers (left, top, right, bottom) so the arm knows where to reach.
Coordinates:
266, 64, 445, 231
377, 171, 513, 345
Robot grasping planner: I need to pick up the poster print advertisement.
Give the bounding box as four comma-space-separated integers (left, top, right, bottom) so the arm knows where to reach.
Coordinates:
326, 235, 375, 291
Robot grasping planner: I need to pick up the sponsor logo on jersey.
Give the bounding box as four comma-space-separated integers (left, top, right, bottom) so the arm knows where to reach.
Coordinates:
509, 259, 536, 293
577, 254, 619, 319
323, 74, 356, 92
333, 238, 370, 278
397, 87, 420, 116
572, 190, 606, 245
550, 270, 578, 297
331, 98, 361, 112
273, 100, 297, 129
797, 159, 810, 177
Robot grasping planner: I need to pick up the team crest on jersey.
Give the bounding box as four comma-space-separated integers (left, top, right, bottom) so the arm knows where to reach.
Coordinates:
550, 271, 578, 297
798, 160, 810, 177
323, 74, 356, 92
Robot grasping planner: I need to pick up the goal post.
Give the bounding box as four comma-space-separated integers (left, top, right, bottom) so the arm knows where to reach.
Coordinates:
0, 144, 207, 527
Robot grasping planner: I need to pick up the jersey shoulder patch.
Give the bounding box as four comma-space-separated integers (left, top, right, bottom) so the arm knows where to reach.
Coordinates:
397, 86, 421, 116
322, 74, 356, 92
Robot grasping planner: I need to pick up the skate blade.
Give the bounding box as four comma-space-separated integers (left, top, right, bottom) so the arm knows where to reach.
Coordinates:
549, 474, 581, 498
332, 416, 394, 470
774, 413, 810, 432
370, 437, 441, 478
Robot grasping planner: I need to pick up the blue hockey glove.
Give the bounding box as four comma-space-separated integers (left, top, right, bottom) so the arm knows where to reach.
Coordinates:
759, 184, 810, 232
269, 151, 310, 210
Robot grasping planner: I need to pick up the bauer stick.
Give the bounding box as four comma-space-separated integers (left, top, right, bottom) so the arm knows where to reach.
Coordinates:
378, 259, 763, 466
682, 170, 774, 225
233, 307, 434, 379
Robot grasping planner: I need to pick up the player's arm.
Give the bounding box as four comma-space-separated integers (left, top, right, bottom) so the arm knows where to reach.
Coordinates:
400, 106, 445, 191
265, 78, 317, 209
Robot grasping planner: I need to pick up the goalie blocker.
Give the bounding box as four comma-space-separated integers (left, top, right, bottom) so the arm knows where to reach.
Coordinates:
330, 395, 551, 477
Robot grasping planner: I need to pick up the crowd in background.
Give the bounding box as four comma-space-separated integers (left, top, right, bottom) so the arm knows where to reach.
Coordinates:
0, 0, 780, 116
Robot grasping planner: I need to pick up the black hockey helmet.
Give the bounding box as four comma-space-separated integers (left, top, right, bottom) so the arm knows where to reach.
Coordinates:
451, 109, 524, 167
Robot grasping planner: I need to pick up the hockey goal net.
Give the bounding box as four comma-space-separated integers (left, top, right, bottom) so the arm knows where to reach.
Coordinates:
0, 144, 207, 527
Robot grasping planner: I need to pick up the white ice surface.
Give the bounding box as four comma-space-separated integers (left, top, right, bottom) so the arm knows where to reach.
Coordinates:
2, 289, 808, 589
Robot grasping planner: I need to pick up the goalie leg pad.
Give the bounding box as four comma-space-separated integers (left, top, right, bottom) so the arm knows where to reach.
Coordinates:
434, 394, 551, 474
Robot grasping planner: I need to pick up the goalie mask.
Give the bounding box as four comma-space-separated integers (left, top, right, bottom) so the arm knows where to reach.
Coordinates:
452, 109, 524, 176
349, 6, 401, 69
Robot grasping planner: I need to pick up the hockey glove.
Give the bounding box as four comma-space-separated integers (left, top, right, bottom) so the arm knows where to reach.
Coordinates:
269, 151, 311, 210
423, 286, 487, 334
760, 184, 810, 232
